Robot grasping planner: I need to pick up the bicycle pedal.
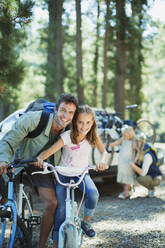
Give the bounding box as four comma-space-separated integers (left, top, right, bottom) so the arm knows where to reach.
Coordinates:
26, 216, 41, 226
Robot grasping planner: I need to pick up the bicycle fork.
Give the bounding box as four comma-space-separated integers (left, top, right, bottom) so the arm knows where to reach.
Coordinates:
58, 187, 82, 248
0, 181, 17, 248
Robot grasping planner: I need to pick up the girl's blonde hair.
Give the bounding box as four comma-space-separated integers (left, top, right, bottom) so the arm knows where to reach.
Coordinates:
70, 105, 99, 146
122, 125, 135, 139
134, 134, 146, 163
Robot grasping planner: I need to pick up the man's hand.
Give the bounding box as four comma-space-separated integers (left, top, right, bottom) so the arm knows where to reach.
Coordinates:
0, 162, 9, 174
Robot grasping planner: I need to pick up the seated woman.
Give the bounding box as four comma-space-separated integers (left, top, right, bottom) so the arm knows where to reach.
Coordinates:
131, 134, 162, 197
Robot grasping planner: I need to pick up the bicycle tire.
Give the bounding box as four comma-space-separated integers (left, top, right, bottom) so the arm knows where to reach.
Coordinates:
106, 133, 115, 166
63, 224, 76, 248
0, 210, 32, 248
136, 119, 156, 144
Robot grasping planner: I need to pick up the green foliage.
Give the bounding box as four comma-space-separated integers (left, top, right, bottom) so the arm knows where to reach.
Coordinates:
143, 22, 165, 141
0, 0, 34, 118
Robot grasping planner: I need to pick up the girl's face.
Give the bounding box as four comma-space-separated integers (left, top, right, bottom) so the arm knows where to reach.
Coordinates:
76, 113, 94, 136
124, 132, 131, 140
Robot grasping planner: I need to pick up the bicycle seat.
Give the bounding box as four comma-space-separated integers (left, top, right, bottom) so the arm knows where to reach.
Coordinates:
125, 104, 138, 109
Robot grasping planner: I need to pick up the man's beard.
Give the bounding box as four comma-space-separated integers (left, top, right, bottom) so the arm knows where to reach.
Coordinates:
54, 114, 65, 128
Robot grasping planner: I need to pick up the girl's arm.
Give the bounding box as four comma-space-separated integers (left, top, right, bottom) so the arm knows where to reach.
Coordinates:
95, 136, 108, 171
109, 137, 123, 147
36, 138, 64, 167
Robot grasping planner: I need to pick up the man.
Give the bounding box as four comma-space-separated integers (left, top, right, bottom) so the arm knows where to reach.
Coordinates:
0, 93, 78, 248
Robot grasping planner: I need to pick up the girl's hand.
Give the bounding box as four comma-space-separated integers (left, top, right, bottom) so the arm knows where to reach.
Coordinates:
131, 162, 135, 168
33, 157, 44, 168
97, 162, 106, 171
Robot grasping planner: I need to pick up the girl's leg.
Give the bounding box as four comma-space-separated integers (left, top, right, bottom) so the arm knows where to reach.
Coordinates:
78, 173, 99, 218
123, 184, 131, 197
78, 174, 99, 237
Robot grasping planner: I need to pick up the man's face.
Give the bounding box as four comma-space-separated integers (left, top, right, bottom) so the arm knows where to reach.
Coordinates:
54, 102, 77, 128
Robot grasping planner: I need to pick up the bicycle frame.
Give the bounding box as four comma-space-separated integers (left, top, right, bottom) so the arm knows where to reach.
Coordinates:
17, 180, 33, 219
58, 183, 83, 248
0, 158, 38, 248
0, 176, 17, 248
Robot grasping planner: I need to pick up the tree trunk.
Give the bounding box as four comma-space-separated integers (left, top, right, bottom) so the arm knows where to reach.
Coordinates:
0, 98, 4, 121
76, 0, 84, 104
93, 0, 100, 107
115, 0, 126, 119
126, 0, 145, 120
46, 0, 64, 101
102, 0, 111, 108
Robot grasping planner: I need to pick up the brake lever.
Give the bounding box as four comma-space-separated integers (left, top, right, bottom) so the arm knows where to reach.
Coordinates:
32, 162, 54, 175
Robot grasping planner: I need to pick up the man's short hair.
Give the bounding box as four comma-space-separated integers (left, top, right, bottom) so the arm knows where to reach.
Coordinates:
56, 93, 78, 110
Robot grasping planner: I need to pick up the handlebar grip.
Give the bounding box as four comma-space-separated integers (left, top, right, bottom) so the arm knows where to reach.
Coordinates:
11, 158, 38, 168
19, 158, 38, 164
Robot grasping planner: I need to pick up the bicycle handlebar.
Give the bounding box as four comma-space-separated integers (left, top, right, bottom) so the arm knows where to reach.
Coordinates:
32, 162, 96, 188
10, 158, 38, 169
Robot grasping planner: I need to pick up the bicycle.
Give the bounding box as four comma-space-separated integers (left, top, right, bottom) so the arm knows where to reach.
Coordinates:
92, 104, 156, 167
33, 162, 95, 248
0, 158, 40, 248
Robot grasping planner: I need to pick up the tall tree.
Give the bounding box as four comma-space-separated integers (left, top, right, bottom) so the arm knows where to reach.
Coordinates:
126, 0, 148, 120
92, 0, 101, 106
0, 0, 34, 120
102, 0, 111, 108
45, 0, 64, 101
76, 0, 84, 104
114, 0, 126, 119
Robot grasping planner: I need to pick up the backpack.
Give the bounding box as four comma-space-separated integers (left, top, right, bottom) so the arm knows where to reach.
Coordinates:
0, 99, 55, 138
143, 146, 164, 167
24, 99, 56, 138
24, 98, 55, 113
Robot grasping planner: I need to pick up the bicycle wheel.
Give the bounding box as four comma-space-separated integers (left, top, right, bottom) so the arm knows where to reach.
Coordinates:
136, 119, 156, 144
63, 224, 76, 248
0, 210, 32, 248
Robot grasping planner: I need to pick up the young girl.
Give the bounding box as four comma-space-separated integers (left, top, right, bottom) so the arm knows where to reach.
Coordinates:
109, 125, 135, 199
132, 134, 162, 197
36, 105, 108, 248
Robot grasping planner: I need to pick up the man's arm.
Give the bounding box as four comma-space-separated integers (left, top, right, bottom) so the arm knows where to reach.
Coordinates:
0, 111, 42, 172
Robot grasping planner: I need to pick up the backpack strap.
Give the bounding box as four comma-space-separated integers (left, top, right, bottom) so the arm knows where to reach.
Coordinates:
27, 111, 50, 138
